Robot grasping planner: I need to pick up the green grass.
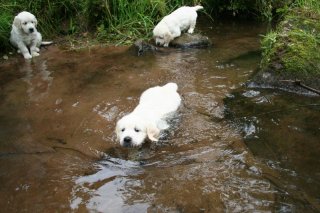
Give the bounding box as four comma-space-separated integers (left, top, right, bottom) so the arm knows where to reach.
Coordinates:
293, 0, 320, 13
0, 11, 12, 51
95, 0, 170, 45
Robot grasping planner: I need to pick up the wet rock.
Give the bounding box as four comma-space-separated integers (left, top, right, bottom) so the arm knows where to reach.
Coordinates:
129, 33, 212, 56
129, 39, 158, 56
249, 69, 320, 96
170, 33, 212, 48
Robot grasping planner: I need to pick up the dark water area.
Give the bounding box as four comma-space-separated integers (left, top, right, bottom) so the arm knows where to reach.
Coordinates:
225, 90, 320, 211
0, 19, 319, 212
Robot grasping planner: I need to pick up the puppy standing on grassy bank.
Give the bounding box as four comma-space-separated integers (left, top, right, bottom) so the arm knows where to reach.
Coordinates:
10, 11, 52, 59
153, 5, 203, 47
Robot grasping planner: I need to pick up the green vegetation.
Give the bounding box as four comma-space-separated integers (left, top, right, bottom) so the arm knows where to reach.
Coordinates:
260, 0, 320, 78
0, 0, 194, 51
0, 0, 295, 52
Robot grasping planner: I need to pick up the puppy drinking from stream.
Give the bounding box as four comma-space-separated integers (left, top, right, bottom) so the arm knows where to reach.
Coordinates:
153, 5, 203, 47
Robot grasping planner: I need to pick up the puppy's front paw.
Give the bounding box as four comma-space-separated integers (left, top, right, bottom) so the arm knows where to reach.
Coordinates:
188, 29, 194, 34
31, 52, 40, 57
23, 54, 32, 59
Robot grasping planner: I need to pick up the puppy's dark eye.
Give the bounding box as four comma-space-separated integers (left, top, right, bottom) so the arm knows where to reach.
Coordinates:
121, 128, 125, 132
23, 22, 27, 25
134, 128, 140, 132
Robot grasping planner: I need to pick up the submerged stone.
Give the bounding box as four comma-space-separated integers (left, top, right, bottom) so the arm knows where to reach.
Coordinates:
170, 33, 212, 48
129, 39, 158, 56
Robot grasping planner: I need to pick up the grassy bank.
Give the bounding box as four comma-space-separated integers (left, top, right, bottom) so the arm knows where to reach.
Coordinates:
0, 0, 291, 53
2, 0, 190, 52
260, 0, 320, 77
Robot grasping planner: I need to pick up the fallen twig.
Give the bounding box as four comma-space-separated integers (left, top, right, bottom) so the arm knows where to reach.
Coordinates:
280, 79, 320, 95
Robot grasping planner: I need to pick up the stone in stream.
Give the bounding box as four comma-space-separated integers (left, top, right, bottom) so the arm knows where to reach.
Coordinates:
130, 33, 212, 56
170, 33, 212, 48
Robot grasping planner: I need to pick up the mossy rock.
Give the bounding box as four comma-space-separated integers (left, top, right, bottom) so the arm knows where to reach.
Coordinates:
254, 7, 320, 94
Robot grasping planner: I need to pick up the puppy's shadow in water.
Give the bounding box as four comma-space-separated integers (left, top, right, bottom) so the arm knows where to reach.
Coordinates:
102, 140, 168, 166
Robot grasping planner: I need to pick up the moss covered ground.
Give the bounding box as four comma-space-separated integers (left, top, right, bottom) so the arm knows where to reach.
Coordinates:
261, 7, 320, 77
256, 1, 320, 92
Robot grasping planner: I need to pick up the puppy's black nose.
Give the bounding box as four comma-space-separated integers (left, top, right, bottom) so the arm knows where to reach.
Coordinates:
29, 28, 34, 33
123, 136, 132, 147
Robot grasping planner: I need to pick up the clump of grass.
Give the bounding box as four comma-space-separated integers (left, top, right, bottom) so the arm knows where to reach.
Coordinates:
0, 10, 13, 51
95, 0, 203, 45
95, 0, 165, 45
292, 0, 320, 13
260, 30, 278, 68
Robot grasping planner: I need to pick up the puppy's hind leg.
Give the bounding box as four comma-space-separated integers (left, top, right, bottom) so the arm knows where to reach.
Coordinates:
187, 20, 196, 34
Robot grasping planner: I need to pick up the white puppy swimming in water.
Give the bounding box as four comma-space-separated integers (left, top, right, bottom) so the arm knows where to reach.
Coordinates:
153, 5, 203, 47
116, 83, 181, 147
10, 11, 52, 59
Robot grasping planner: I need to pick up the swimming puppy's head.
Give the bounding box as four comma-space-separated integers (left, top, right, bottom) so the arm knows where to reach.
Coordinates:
116, 114, 160, 147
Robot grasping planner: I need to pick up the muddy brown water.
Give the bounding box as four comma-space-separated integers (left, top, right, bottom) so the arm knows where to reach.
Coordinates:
0, 20, 319, 212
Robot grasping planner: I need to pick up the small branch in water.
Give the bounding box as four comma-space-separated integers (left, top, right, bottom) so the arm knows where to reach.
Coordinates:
280, 79, 320, 95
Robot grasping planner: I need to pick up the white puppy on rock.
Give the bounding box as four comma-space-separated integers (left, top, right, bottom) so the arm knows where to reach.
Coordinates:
116, 83, 181, 147
10, 11, 51, 59
153, 5, 203, 47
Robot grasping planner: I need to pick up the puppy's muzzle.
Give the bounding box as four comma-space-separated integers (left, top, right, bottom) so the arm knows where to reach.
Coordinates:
29, 28, 34, 33
123, 136, 132, 147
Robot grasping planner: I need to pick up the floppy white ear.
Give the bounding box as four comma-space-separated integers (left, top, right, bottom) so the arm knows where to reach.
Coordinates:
13, 16, 21, 29
34, 17, 38, 27
115, 123, 120, 141
164, 32, 173, 43
147, 124, 160, 142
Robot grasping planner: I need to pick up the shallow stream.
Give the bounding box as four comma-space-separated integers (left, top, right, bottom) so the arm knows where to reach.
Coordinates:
0, 20, 319, 212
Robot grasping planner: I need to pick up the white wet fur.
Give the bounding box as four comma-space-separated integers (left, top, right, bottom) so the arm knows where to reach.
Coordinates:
116, 83, 181, 147
10, 11, 43, 59
153, 5, 203, 47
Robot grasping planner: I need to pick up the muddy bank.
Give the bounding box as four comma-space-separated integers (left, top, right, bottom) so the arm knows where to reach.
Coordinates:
251, 7, 320, 95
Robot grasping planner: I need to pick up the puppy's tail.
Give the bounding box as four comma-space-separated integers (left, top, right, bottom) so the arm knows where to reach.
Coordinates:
163, 82, 178, 91
193, 5, 204, 11
41, 41, 53, 46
